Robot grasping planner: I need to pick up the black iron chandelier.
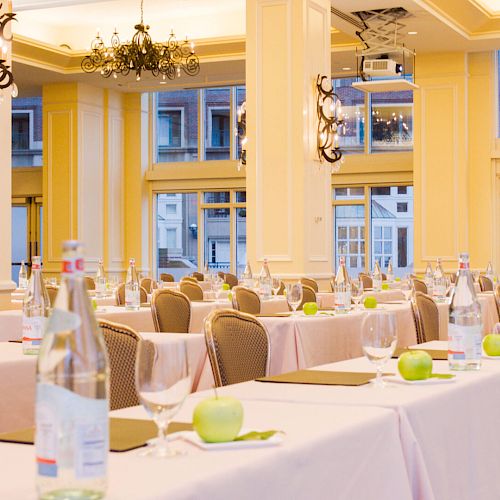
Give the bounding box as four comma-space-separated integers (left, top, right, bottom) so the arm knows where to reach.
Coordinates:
81, 0, 200, 81
316, 75, 344, 169
0, 2, 16, 94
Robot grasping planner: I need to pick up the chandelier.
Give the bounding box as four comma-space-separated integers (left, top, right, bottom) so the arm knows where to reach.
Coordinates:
81, 0, 200, 81
236, 101, 247, 171
316, 75, 345, 170
0, 2, 16, 95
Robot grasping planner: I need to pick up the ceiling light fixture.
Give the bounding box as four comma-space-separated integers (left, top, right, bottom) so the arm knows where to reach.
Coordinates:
81, 0, 200, 81
342, 67, 352, 71
407, 31, 417, 35
0, 2, 17, 97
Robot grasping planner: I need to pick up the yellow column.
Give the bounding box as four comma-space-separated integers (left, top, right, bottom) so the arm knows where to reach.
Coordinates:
123, 93, 150, 275
0, 1, 16, 309
413, 53, 468, 272
43, 83, 108, 274
246, 0, 332, 280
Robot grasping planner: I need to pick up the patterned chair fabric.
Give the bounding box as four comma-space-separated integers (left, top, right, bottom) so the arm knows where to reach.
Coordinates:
276, 281, 285, 295
478, 275, 494, 292
191, 272, 204, 281
204, 309, 271, 387
115, 283, 148, 306
297, 285, 317, 311
140, 277, 154, 294
359, 273, 373, 289
224, 273, 239, 289
84, 276, 96, 291
300, 277, 319, 293
232, 286, 261, 315
180, 276, 198, 284
179, 281, 204, 301
412, 278, 428, 295
98, 319, 140, 411
160, 273, 175, 282
151, 289, 191, 333
414, 292, 440, 342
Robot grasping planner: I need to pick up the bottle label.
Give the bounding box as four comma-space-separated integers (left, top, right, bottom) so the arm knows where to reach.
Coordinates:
448, 323, 482, 361
19, 277, 27, 289
22, 316, 46, 344
335, 291, 351, 310
36, 383, 108, 480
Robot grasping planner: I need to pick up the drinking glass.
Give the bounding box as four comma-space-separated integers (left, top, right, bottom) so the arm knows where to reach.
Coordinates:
212, 276, 224, 296
286, 283, 303, 314
361, 311, 397, 388
351, 279, 364, 310
135, 338, 191, 458
271, 277, 281, 296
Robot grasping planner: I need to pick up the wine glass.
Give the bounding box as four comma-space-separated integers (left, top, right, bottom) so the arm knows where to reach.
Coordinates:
271, 277, 281, 296
351, 279, 364, 310
286, 283, 303, 315
361, 311, 397, 388
135, 338, 191, 458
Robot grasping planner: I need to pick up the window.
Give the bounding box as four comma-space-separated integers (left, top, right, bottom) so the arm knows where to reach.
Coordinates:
332, 185, 414, 278
157, 109, 182, 147
210, 109, 230, 147
156, 90, 198, 163
156, 193, 198, 280
11, 97, 43, 167
204, 88, 231, 160
204, 191, 230, 204
397, 186, 407, 195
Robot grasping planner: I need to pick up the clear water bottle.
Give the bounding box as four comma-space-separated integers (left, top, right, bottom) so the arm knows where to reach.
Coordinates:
125, 258, 140, 310
433, 257, 447, 301
35, 240, 109, 499
19, 260, 28, 289
334, 256, 351, 313
95, 259, 106, 298
372, 260, 383, 291
424, 262, 434, 295
448, 253, 482, 371
22, 256, 50, 355
259, 259, 272, 299
241, 261, 253, 288
386, 258, 394, 282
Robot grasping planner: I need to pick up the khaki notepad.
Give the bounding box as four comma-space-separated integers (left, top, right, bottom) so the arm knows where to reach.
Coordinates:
0, 418, 193, 453
256, 370, 390, 386
393, 347, 448, 360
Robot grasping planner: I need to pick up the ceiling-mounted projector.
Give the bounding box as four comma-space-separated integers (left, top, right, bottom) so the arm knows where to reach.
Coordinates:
362, 59, 402, 77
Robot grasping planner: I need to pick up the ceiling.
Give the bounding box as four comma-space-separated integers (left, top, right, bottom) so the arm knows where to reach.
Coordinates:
9, 0, 500, 97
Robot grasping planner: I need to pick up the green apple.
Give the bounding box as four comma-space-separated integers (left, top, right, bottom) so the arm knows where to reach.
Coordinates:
193, 396, 244, 443
92, 299, 98, 311
395, 277, 401, 282
483, 334, 500, 356
381, 283, 390, 290
222, 283, 230, 291
398, 350, 433, 380
363, 296, 377, 309
227, 292, 233, 302
303, 302, 318, 315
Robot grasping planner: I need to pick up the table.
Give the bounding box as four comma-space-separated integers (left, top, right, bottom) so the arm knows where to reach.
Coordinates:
207, 343, 500, 500
317, 289, 405, 308
0, 399, 413, 500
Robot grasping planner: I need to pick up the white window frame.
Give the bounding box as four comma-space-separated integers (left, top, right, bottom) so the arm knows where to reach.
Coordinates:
11, 109, 41, 150
157, 107, 185, 148
207, 106, 230, 149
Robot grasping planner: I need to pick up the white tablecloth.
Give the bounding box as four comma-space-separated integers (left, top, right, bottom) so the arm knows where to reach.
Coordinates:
0, 399, 413, 500
317, 289, 405, 309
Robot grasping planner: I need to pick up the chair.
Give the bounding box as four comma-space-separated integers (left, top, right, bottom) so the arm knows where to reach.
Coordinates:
224, 273, 239, 289
232, 286, 261, 315
412, 278, 428, 294
414, 292, 440, 343
204, 309, 271, 387
382, 273, 387, 281
300, 277, 319, 293
217, 271, 226, 280
160, 273, 175, 283
359, 273, 373, 289
140, 277, 154, 294
46, 286, 58, 307
151, 289, 191, 333
84, 276, 96, 291
192, 272, 204, 281
181, 276, 198, 284
479, 275, 494, 292
447, 272, 457, 285
297, 285, 317, 311
409, 299, 424, 344
115, 283, 148, 306
276, 281, 285, 295
98, 320, 140, 411
179, 281, 204, 301
495, 284, 500, 321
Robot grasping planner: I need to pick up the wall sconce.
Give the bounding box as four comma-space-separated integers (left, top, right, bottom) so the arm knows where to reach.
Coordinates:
316, 74, 344, 171
0, 2, 17, 98
236, 100, 247, 171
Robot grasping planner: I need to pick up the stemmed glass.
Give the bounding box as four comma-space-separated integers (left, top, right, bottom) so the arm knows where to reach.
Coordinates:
271, 277, 281, 296
351, 279, 364, 311
212, 275, 224, 298
286, 283, 303, 315
135, 338, 191, 457
361, 311, 397, 388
